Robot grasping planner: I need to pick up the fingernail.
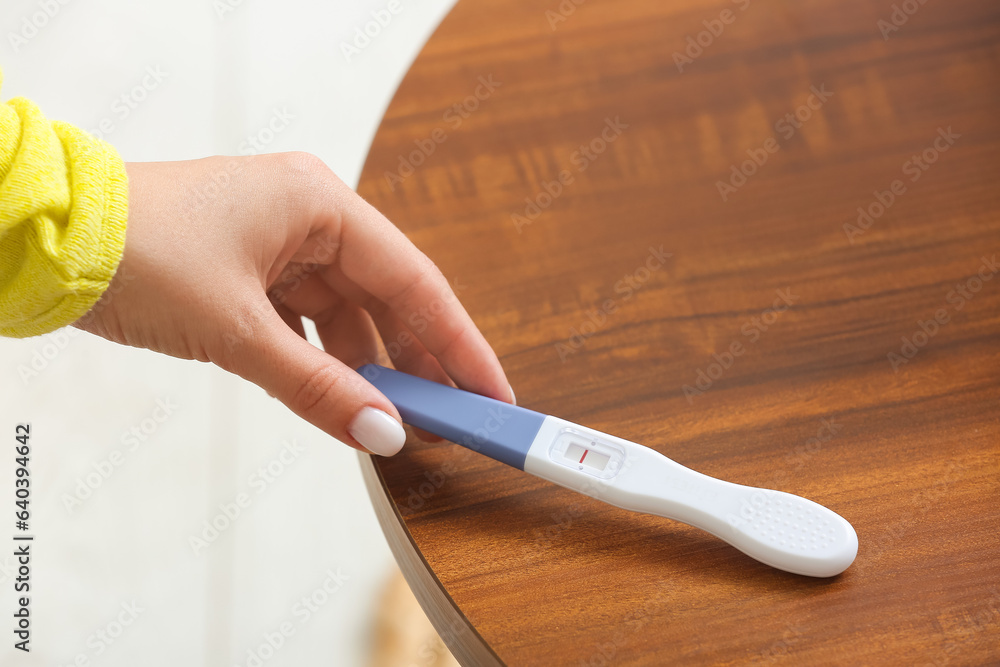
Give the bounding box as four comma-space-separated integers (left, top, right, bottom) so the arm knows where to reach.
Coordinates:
348, 407, 406, 457
509, 384, 516, 405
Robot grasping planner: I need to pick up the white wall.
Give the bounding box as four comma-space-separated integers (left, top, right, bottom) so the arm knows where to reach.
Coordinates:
0, 1, 456, 665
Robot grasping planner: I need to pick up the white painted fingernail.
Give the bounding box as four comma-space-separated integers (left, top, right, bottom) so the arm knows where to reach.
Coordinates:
348, 407, 406, 457
509, 384, 517, 406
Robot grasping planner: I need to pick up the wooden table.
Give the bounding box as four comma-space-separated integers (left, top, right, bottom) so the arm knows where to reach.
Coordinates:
357, 0, 1000, 664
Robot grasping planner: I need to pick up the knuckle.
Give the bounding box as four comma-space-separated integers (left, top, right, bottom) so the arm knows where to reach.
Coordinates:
436, 324, 472, 360
272, 151, 347, 214
420, 253, 445, 281
276, 150, 327, 174
276, 152, 340, 190
386, 258, 443, 312
209, 298, 273, 372
291, 364, 345, 417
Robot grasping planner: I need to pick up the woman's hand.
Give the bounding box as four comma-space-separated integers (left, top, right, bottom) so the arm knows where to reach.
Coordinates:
75, 153, 514, 456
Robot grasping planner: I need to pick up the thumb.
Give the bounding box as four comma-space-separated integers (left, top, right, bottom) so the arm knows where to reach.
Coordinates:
218, 298, 407, 457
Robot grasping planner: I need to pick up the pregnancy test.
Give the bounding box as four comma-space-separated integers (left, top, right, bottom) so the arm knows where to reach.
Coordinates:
359, 364, 857, 577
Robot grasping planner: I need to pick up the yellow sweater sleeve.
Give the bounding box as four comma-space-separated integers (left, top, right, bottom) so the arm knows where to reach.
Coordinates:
0, 68, 128, 338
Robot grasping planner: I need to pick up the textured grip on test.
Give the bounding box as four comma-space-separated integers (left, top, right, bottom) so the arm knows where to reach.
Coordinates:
357, 364, 545, 469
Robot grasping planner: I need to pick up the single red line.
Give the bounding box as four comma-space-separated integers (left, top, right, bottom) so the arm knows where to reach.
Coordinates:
579, 449, 589, 464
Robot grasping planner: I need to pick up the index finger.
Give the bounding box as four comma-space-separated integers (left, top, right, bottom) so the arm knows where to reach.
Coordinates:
314, 181, 513, 403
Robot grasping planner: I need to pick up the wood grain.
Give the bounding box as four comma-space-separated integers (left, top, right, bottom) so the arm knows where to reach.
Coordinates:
357, 0, 1000, 664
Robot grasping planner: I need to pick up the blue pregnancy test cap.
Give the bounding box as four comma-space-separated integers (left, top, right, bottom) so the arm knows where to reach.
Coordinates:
358, 364, 545, 470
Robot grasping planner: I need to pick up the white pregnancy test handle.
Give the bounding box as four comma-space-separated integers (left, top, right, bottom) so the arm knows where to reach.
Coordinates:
524, 416, 858, 577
